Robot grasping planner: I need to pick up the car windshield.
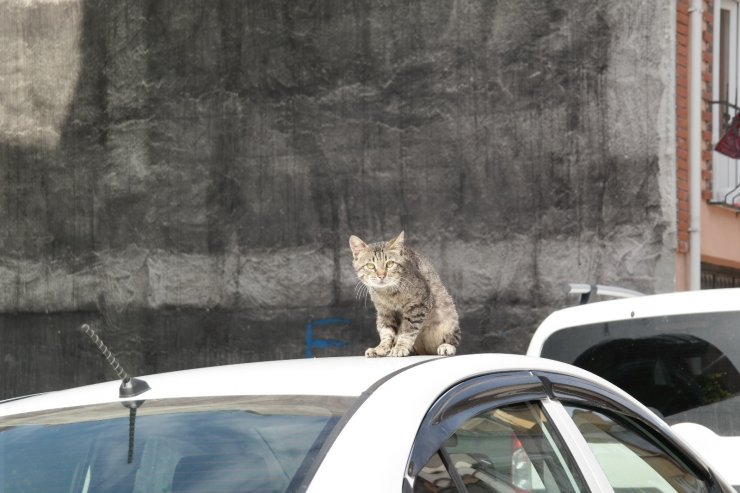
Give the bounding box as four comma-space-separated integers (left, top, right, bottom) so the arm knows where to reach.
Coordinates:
0, 395, 355, 493
540, 311, 740, 435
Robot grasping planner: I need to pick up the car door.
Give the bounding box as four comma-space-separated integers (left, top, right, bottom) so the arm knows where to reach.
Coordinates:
404, 371, 731, 493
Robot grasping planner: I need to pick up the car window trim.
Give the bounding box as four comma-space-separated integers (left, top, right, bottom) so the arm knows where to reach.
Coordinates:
404, 370, 602, 493
405, 370, 546, 482
535, 371, 722, 489
541, 398, 615, 493
437, 446, 468, 492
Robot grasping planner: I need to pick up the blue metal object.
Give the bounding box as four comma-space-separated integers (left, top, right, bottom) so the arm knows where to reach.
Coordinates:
305, 318, 351, 358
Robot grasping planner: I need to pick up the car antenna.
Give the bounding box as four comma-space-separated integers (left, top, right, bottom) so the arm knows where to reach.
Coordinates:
79, 323, 151, 398
80, 323, 150, 463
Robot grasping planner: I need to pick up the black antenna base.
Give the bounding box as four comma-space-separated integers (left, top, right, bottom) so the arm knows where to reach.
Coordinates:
119, 376, 151, 400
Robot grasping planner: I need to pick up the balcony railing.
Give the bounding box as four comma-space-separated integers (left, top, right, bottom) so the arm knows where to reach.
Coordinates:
710, 99, 740, 210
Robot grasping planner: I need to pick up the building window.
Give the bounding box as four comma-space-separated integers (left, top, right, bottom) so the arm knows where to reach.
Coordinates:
713, 0, 740, 207
701, 262, 740, 288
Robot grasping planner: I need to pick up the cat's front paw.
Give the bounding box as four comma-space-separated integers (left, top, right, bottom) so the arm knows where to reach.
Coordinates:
365, 347, 380, 358
389, 346, 412, 357
365, 345, 391, 358
437, 343, 457, 356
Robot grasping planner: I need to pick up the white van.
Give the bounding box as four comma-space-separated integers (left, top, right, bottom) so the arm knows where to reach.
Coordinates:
527, 287, 740, 491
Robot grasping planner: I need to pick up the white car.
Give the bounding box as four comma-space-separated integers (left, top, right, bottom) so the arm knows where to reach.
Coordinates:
0, 354, 733, 493
528, 287, 740, 491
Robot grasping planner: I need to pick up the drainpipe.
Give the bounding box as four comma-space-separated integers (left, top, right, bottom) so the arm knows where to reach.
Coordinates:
689, 0, 703, 290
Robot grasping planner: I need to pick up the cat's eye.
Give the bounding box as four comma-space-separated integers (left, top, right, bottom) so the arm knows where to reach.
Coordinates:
386, 260, 396, 268
365, 263, 375, 270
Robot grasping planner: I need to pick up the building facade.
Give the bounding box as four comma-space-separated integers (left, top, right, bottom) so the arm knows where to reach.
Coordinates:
676, 0, 740, 289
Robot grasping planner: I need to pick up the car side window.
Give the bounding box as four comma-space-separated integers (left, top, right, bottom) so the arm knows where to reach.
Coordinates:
415, 402, 585, 493
415, 451, 461, 492
565, 404, 711, 493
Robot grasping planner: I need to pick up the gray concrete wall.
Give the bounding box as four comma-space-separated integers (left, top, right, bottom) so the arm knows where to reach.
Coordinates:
0, 0, 676, 398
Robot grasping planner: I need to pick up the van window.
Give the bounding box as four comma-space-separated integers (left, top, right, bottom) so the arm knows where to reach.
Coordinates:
541, 312, 740, 432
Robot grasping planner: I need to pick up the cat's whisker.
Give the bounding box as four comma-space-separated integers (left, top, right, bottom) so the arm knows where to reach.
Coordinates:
359, 282, 371, 308
354, 281, 369, 302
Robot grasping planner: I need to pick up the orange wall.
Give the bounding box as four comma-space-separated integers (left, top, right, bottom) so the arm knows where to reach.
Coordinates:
702, 202, 740, 269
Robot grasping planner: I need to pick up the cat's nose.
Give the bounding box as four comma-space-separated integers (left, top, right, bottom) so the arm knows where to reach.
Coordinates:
377, 270, 386, 279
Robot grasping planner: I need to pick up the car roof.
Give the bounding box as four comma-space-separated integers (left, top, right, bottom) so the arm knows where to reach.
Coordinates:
0, 354, 620, 418
0, 356, 435, 416
527, 287, 740, 356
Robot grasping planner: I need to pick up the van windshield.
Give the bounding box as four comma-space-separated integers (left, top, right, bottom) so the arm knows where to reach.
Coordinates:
0, 395, 355, 493
540, 311, 740, 435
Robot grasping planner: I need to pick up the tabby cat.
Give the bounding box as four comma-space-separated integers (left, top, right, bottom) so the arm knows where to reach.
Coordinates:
349, 231, 461, 357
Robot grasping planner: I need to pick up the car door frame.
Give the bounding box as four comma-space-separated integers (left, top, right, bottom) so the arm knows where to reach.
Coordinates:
404, 370, 729, 493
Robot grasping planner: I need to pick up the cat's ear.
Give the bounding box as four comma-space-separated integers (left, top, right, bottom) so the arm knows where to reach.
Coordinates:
387, 231, 405, 250
349, 235, 368, 258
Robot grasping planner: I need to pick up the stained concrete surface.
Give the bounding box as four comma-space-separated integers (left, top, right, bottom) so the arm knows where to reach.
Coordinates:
0, 0, 676, 398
